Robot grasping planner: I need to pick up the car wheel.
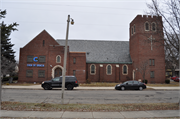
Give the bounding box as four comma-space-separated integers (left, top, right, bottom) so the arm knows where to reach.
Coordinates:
67, 84, 73, 90
121, 87, 125, 91
43, 84, 50, 90
139, 86, 143, 90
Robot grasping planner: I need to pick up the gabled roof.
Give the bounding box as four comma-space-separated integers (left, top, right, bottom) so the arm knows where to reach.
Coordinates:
23, 30, 59, 48
56, 40, 132, 64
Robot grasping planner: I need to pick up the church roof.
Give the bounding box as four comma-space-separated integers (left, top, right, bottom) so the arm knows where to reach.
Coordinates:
56, 40, 132, 64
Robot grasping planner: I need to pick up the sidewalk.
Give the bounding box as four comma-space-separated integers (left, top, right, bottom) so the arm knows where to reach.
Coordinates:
2, 84, 180, 90
1, 110, 180, 118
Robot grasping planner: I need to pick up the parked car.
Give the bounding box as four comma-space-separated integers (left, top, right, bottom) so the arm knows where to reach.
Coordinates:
171, 76, 178, 81
174, 77, 180, 82
41, 76, 79, 90
115, 80, 146, 91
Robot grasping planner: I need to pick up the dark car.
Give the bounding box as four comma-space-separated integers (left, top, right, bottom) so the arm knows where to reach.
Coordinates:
41, 76, 79, 90
115, 80, 146, 91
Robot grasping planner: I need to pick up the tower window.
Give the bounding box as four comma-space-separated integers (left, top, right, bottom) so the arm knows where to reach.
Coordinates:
134, 25, 135, 33
152, 22, 156, 31
150, 71, 155, 78
149, 59, 155, 66
145, 22, 149, 31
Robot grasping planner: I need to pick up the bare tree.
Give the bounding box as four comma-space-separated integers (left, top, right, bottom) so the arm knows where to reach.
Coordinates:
137, 60, 149, 82
146, 0, 179, 75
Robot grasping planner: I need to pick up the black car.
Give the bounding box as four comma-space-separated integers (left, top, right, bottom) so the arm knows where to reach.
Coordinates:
115, 80, 146, 90
41, 76, 79, 90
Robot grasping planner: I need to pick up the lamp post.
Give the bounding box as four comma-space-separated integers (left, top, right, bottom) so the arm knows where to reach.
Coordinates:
61, 15, 74, 104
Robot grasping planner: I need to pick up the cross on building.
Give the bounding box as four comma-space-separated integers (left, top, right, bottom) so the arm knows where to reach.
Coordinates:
148, 35, 155, 50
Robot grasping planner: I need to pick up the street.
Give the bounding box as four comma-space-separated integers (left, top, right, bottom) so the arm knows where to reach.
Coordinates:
2, 89, 179, 104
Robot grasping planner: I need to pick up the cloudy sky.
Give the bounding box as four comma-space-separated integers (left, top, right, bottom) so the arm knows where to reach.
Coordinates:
1, 0, 152, 61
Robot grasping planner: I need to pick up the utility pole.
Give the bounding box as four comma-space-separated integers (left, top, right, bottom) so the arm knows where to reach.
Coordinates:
179, 39, 180, 106
61, 15, 74, 104
0, 22, 1, 111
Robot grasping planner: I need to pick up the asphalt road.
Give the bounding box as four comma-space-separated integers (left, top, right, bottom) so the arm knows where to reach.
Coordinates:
2, 89, 179, 104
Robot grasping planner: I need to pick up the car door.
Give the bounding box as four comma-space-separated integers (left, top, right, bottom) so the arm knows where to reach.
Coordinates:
125, 81, 133, 90
132, 81, 139, 90
51, 77, 61, 87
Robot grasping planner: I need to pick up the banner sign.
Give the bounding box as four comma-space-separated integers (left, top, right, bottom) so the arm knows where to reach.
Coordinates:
27, 64, 44, 67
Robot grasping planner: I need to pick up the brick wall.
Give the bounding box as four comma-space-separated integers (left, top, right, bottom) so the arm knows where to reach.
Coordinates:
18, 30, 87, 83
87, 63, 133, 83
69, 52, 86, 83
130, 15, 166, 83
18, 30, 59, 83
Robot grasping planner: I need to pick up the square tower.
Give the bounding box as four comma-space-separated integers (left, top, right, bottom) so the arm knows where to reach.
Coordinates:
130, 15, 165, 83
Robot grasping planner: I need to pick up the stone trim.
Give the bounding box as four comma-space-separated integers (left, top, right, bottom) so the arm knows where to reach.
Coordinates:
52, 65, 63, 78
56, 55, 61, 63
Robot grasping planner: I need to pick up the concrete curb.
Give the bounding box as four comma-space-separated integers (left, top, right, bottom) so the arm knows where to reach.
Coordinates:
1, 110, 180, 118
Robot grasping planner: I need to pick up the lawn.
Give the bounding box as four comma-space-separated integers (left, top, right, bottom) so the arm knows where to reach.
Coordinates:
147, 81, 179, 87
80, 81, 179, 87
80, 82, 118, 87
1, 101, 179, 112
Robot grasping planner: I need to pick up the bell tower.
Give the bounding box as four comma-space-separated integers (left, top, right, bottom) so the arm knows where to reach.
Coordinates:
129, 15, 165, 83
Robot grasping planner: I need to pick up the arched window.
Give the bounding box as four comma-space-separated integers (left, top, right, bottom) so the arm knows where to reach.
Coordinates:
145, 22, 149, 31
90, 64, 96, 75
151, 22, 156, 31
56, 55, 61, 63
134, 24, 135, 33
122, 65, 128, 75
106, 64, 112, 75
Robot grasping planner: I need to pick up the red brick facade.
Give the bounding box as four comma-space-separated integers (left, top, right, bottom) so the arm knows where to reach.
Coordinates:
18, 15, 166, 83
130, 15, 165, 83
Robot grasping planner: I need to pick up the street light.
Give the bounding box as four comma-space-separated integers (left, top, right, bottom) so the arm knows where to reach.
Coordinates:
61, 15, 74, 104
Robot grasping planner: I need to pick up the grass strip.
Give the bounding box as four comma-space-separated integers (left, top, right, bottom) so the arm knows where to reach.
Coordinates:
2, 102, 179, 112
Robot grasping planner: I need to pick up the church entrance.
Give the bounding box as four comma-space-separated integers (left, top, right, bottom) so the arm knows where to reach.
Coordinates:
54, 67, 62, 77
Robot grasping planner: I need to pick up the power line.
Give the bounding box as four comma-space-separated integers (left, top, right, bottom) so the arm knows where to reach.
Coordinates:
2, 1, 145, 11
4, 20, 127, 27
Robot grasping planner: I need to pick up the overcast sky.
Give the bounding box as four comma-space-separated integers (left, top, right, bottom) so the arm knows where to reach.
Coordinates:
1, 0, 152, 61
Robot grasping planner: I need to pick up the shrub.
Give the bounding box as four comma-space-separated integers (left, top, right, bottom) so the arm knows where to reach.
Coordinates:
13, 76, 18, 80
142, 79, 148, 84
86, 79, 91, 84
165, 79, 170, 84
2, 77, 9, 81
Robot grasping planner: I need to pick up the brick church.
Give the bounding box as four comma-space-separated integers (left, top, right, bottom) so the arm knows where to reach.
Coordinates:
18, 15, 166, 83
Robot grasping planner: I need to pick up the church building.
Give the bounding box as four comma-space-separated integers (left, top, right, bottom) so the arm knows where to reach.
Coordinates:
18, 15, 166, 83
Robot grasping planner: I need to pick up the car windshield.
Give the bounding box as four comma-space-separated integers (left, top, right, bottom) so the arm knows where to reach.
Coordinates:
52, 77, 60, 82
123, 81, 128, 84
